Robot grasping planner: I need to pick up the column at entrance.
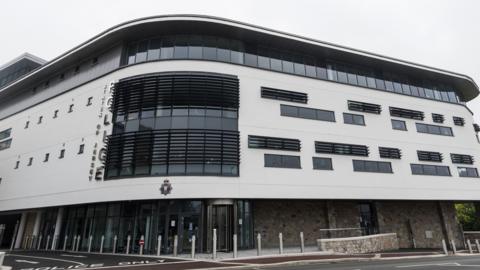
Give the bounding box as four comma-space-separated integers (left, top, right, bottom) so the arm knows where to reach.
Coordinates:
14, 212, 28, 249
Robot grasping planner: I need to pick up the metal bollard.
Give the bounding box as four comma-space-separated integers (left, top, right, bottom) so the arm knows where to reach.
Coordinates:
76, 235, 81, 252
233, 234, 238, 258
88, 235, 93, 253
100, 235, 105, 253
442, 239, 448, 255
173, 235, 178, 257
279, 233, 283, 254
126, 235, 131, 254
113, 235, 118, 254
451, 240, 457, 254
71, 236, 76, 251
191, 235, 196, 259
157, 235, 162, 256
300, 232, 305, 253
257, 233, 262, 256
0, 251, 5, 266
212, 229, 217, 260
51, 235, 58, 251
468, 239, 473, 254
139, 235, 144, 255
45, 235, 51, 250
63, 235, 68, 251
37, 235, 43, 250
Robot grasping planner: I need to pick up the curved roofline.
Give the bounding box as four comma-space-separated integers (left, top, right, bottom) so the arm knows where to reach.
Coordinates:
1, 14, 478, 101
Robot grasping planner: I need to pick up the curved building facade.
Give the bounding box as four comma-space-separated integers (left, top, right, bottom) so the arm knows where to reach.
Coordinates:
0, 15, 479, 253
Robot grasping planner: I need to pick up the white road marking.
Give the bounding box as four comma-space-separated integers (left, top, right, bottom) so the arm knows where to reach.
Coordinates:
61, 253, 87, 258
396, 262, 460, 268
6, 254, 84, 265
15, 259, 39, 264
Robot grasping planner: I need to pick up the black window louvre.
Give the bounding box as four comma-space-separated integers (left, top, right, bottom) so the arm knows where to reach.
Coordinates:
453, 116, 465, 126
315, 141, 369, 156
348, 100, 381, 114
451, 153, 474, 164
379, 147, 402, 159
389, 107, 424, 120
417, 150, 443, 162
112, 72, 239, 115
248, 135, 300, 151
473, 124, 480, 132
432, 113, 444, 123
105, 129, 240, 178
261, 87, 308, 104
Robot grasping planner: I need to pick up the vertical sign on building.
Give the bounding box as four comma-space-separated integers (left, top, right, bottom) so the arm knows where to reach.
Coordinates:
89, 80, 116, 181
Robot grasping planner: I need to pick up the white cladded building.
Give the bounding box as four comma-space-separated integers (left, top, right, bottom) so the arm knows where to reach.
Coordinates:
0, 15, 479, 253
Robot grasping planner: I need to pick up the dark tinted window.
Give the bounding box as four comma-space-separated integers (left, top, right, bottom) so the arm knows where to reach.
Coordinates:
391, 119, 407, 131
343, 113, 365, 126
264, 154, 301, 169
313, 157, 333, 170
353, 160, 392, 173
458, 167, 479, 178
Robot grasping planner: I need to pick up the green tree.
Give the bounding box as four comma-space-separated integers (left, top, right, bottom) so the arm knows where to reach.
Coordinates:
456, 203, 480, 231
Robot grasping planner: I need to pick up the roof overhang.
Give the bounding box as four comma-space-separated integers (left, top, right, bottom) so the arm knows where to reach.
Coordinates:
0, 15, 478, 102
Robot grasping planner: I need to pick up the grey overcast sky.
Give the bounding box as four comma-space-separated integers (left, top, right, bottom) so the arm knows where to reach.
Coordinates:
1, 0, 480, 121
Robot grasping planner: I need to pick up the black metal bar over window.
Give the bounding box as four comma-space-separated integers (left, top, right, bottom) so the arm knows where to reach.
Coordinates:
105, 130, 240, 178
379, 147, 402, 159
347, 100, 381, 114
112, 72, 239, 115
432, 113, 444, 123
389, 107, 424, 120
453, 116, 465, 126
315, 141, 369, 156
107, 72, 241, 179
417, 150, 443, 162
451, 153, 474, 164
248, 135, 301, 151
261, 87, 308, 104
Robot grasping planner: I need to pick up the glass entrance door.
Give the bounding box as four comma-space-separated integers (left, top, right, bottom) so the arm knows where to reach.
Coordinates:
359, 203, 378, 235
212, 205, 233, 252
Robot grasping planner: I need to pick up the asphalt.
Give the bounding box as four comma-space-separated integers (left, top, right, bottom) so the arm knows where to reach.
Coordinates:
241, 254, 480, 270
2, 250, 241, 270
2, 250, 480, 270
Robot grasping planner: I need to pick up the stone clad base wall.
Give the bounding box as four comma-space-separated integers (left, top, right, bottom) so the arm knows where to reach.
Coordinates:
253, 199, 463, 250
376, 201, 463, 249
317, 233, 399, 254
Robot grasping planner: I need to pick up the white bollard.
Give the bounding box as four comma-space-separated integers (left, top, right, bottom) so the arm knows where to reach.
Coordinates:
257, 233, 262, 256
191, 235, 196, 259
37, 235, 43, 250
212, 229, 217, 260
126, 235, 131, 254
88, 235, 93, 253
157, 235, 162, 256
139, 235, 144, 255
0, 251, 5, 266
100, 235, 105, 253
279, 233, 283, 254
173, 235, 178, 257
75, 235, 81, 252
45, 235, 51, 250
451, 240, 457, 254
63, 235, 68, 251
300, 232, 305, 253
51, 235, 58, 251
468, 239, 473, 254
113, 235, 118, 254
442, 239, 448, 255
233, 234, 238, 258
71, 236, 77, 251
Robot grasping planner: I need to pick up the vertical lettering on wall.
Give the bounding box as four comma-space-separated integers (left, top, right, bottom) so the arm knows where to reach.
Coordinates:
89, 80, 115, 181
